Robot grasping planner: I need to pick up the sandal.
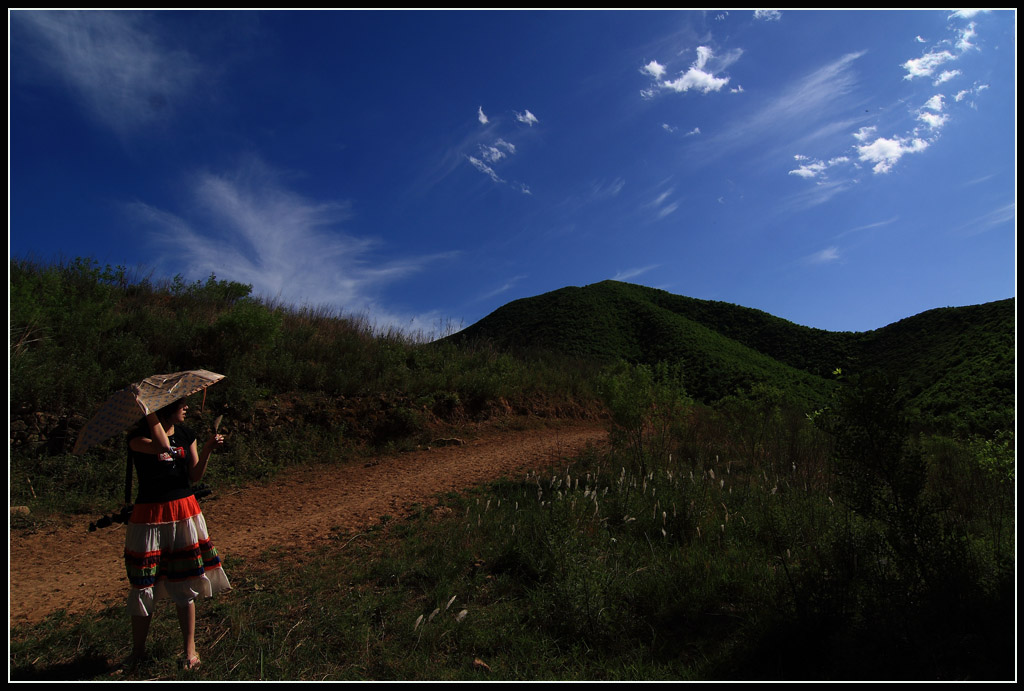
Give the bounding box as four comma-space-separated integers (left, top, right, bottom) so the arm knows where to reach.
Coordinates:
182, 655, 201, 671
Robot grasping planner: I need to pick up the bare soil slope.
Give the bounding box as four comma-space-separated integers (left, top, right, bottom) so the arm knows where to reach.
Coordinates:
10, 422, 607, 626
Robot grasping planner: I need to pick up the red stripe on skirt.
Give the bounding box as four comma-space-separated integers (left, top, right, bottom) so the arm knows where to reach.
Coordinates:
130, 495, 202, 524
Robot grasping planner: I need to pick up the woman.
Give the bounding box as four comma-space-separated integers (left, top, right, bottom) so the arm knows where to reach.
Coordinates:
124, 393, 230, 670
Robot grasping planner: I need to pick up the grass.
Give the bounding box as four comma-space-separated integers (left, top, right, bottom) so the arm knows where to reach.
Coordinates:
10, 404, 1014, 681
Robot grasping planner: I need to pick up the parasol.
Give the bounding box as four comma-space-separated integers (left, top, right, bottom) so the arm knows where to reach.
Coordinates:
72, 369, 225, 455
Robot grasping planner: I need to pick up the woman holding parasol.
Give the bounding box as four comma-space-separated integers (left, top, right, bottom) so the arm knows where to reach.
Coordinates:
122, 389, 230, 671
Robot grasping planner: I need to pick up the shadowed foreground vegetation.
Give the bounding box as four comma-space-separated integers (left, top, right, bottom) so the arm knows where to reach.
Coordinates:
8, 258, 1016, 680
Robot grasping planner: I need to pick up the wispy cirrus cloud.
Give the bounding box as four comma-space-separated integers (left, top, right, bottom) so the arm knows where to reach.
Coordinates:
753, 10, 782, 22
719, 50, 865, 158
804, 246, 840, 265
834, 216, 899, 240
952, 202, 1015, 237
13, 10, 201, 134
591, 177, 626, 199
128, 158, 456, 329
613, 265, 660, 281
475, 274, 528, 303
645, 186, 678, 220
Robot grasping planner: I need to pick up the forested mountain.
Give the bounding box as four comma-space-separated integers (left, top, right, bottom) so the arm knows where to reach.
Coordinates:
451, 281, 1014, 436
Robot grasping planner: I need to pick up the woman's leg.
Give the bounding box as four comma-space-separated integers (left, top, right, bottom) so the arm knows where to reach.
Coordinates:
176, 600, 198, 666
131, 613, 153, 659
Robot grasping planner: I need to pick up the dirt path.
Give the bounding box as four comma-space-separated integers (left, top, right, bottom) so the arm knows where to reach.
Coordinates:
9, 422, 607, 627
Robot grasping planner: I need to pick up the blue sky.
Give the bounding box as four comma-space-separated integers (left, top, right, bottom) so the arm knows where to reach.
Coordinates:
9, 9, 1016, 335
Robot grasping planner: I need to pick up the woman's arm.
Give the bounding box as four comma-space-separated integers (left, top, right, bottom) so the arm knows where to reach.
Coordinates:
128, 394, 173, 454
188, 433, 225, 484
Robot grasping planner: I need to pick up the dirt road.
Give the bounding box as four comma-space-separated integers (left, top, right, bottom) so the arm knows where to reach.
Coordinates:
9, 422, 607, 626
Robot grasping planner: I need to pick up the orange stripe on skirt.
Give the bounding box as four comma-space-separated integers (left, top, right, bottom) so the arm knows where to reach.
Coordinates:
130, 495, 202, 524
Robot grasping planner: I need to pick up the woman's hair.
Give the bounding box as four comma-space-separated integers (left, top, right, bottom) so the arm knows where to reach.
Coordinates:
155, 398, 187, 424
129, 398, 187, 439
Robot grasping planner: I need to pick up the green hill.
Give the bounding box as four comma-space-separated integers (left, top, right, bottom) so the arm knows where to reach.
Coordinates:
450, 281, 1014, 436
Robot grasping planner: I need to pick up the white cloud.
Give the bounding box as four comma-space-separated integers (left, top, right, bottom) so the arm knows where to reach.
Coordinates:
467, 136, 533, 194
788, 154, 849, 179
902, 50, 955, 80
13, 10, 201, 134
852, 125, 877, 142
515, 109, 539, 126
917, 111, 948, 130
934, 69, 961, 85
915, 35, 927, 43
730, 84, 744, 93
468, 155, 502, 183
641, 60, 666, 80
478, 138, 515, 163
949, 10, 987, 19
753, 10, 782, 21
685, 127, 701, 137
955, 22, 978, 52
856, 135, 929, 174
129, 160, 454, 328
662, 123, 677, 133
461, 109, 537, 192
922, 94, 945, 111
789, 161, 827, 179
660, 46, 730, 94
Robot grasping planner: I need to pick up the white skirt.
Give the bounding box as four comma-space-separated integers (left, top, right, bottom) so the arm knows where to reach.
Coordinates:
124, 495, 231, 616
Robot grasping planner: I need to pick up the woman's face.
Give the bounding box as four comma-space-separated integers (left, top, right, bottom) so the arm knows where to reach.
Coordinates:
172, 402, 188, 424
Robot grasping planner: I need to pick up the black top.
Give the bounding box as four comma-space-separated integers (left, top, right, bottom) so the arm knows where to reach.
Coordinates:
128, 425, 196, 504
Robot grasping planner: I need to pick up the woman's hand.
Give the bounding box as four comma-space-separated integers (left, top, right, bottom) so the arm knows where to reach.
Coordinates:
202, 433, 225, 456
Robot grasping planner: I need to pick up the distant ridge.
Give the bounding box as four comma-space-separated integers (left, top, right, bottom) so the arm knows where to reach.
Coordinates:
450, 281, 1014, 436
